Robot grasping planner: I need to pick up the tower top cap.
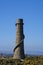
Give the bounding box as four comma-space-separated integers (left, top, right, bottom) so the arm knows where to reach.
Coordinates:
16, 19, 23, 24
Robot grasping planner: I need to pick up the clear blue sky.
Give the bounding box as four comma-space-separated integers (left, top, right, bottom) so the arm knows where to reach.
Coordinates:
0, 0, 43, 55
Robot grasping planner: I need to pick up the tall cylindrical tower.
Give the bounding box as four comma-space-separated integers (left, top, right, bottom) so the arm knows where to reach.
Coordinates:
13, 19, 25, 59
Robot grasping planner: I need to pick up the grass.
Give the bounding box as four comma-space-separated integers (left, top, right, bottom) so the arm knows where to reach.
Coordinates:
0, 56, 43, 65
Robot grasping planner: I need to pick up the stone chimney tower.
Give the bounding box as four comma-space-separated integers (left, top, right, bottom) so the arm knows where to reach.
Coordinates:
13, 19, 25, 59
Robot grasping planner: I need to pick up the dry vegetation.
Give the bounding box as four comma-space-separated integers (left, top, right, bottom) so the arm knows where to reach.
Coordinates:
0, 56, 43, 65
